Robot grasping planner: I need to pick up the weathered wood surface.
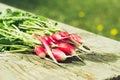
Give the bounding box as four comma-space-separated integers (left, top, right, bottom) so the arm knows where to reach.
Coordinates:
0, 3, 120, 80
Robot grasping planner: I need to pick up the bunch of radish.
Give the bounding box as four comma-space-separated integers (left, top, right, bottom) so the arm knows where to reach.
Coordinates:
0, 9, 90, 64
34, 31, 89, 63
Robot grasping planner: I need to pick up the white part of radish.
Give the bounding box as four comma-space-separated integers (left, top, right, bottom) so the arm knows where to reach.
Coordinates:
78, 44, 91, 53
70, 37, 91, 53
75, 55, 84, 63
67, 54, 84, 63
43, 41, 58, 63
45, 58, 65, 67
40, 38, 58, 63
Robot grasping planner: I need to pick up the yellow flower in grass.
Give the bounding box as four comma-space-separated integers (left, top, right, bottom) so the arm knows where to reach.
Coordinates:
97, 24, 104, 31
110, 28, 118, 36
78, 11, 85, 18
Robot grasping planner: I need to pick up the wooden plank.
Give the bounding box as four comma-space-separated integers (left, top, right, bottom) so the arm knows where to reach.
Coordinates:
0, 3, 120, 80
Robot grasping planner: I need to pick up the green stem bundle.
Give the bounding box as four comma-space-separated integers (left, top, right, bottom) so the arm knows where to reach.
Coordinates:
0, 8, 61, 53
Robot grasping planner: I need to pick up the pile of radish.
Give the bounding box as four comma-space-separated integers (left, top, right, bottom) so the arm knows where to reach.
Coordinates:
0, 9, 90, 64
34, 31, 87, 63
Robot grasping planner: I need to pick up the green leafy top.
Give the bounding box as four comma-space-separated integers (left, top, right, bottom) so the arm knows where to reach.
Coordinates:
0, 8, 61, 53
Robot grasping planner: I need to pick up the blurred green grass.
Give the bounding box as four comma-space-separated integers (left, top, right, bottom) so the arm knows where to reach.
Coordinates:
0, 0, 120, 41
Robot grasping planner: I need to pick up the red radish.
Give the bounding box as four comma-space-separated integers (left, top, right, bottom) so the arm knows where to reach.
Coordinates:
52, 33, 69, 41
42, 36, 53, 45
39, 37, 58, 63
52, 33, 62, 41
57, 43, 75, 55
70, 34, 82, 44
59, 31, 69, 37
34, 46, 46, 58
56, 42, 84, 62
52, 48, 68, 61
51, 38, 59, 44
70, 34, 90, 53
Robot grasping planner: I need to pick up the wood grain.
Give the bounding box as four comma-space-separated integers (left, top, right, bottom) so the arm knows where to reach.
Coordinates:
0, 3, 120, 80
